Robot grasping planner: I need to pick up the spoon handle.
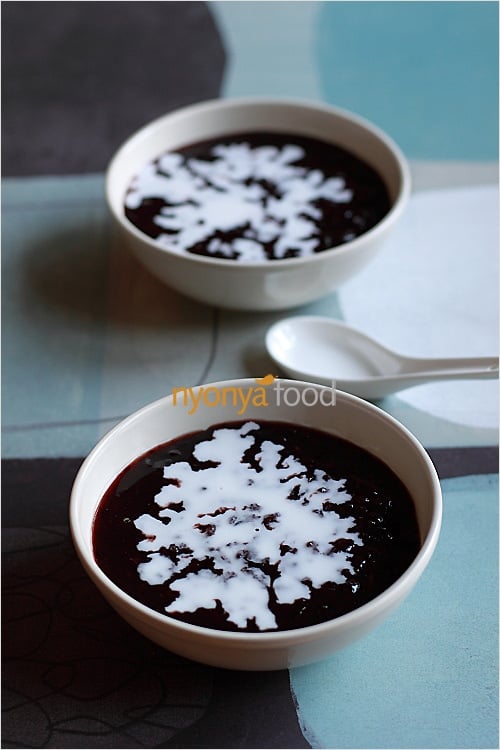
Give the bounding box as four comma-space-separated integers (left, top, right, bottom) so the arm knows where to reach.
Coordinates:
399, 356, 499, 379
338, 358, 499, 400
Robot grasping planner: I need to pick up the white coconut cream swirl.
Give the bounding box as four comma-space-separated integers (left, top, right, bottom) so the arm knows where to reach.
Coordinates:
133, 422, 362, 630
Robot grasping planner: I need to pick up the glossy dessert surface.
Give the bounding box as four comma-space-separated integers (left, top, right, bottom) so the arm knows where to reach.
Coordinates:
124, 132, 390, 262
93, 420, 419, 632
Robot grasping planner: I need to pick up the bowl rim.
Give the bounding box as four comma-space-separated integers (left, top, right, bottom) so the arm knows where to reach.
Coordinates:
70, 379, 442, 648
105, 95, 412, 270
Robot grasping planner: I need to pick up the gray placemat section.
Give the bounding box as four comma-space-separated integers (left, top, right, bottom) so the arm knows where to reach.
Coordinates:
1, 1, 225, 176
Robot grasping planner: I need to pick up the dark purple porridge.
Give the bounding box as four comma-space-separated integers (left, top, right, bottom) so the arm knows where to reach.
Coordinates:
124, 132, 391, 261
93, 420, 420, 633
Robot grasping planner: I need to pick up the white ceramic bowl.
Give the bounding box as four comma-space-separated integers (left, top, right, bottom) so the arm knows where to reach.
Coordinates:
70, 378, 441, 671
105, 97, 410, 310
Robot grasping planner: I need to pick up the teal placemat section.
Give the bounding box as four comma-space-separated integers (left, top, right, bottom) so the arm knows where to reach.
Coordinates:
1, 175, 111, 457
290, 474, 499, 749
316, 1, 498, 160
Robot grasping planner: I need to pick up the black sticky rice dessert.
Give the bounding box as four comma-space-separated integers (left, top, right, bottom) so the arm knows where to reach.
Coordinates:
93, 420, 420, 633
124, 132, 391, 261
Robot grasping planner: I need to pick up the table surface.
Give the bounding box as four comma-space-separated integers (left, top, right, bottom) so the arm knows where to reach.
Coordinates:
2, 2, 498, 748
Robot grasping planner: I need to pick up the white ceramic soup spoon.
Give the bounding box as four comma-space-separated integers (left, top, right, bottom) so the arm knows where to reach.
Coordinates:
265, 315, 499, 400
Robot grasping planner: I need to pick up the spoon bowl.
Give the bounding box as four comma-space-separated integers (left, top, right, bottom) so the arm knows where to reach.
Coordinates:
266, 316, 499, 400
